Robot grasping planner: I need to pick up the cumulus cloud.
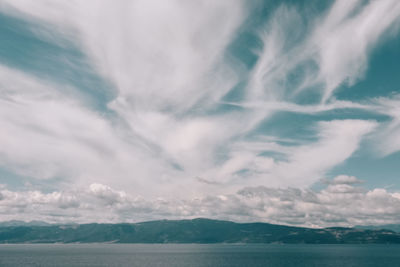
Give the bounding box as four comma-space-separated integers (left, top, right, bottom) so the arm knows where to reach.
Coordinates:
1, 177, 400, 227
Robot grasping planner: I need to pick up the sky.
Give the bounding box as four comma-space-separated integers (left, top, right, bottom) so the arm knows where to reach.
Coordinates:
0, 0, 400, 228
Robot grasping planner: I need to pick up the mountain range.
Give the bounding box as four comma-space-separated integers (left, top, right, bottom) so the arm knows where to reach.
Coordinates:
0, 218, 399, 244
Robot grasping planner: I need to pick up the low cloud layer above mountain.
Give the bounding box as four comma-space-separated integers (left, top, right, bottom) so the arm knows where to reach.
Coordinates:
1, 175, 400, 228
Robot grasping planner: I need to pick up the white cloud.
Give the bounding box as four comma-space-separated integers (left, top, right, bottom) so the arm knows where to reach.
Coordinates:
0, 64, 183, 195
223, 99, 372, 114
215, 119, 377, 189
2, 0, 245, 110
272, 120, 376, 186
1, 178, 400, 227
0, 63, 377, 197
0, 0, 254, 192
313, 0, 400, 102
246, 0, 400, 104
368, 95, 400, 156
237, 177, 400, 227
0, 0, 399, 225
327, 175, 363, 185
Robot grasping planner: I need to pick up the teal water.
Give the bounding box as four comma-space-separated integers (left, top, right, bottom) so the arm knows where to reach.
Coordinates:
0, 244, 399, 266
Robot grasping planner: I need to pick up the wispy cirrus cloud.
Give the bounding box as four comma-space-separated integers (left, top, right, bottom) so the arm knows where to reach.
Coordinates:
368, 94, 400, 157
247, 0, 400, 104
313, 0, 400, 102
0, 0, 399, 225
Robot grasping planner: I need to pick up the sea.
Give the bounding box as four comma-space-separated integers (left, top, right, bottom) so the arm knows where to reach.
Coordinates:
0, 244, 399, 266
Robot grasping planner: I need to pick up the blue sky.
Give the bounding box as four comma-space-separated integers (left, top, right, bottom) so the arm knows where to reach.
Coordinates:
0, 0, 400, 227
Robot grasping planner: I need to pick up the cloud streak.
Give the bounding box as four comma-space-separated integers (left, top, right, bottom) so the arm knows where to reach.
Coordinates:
0, 0, 399, 225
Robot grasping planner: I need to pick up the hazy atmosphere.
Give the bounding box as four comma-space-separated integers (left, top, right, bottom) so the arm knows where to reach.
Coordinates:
0, 0, 400, 227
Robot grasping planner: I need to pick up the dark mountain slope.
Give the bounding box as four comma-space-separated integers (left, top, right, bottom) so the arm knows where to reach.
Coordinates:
0, 218, 399, 244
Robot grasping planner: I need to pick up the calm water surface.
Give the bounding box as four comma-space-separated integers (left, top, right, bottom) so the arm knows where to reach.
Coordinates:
0, 244, 399, 267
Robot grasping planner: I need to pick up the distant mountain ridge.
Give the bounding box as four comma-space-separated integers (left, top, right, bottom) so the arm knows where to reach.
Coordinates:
355, 224, 400, 233
0, 220, 52, 227
0, 218, 399, 244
